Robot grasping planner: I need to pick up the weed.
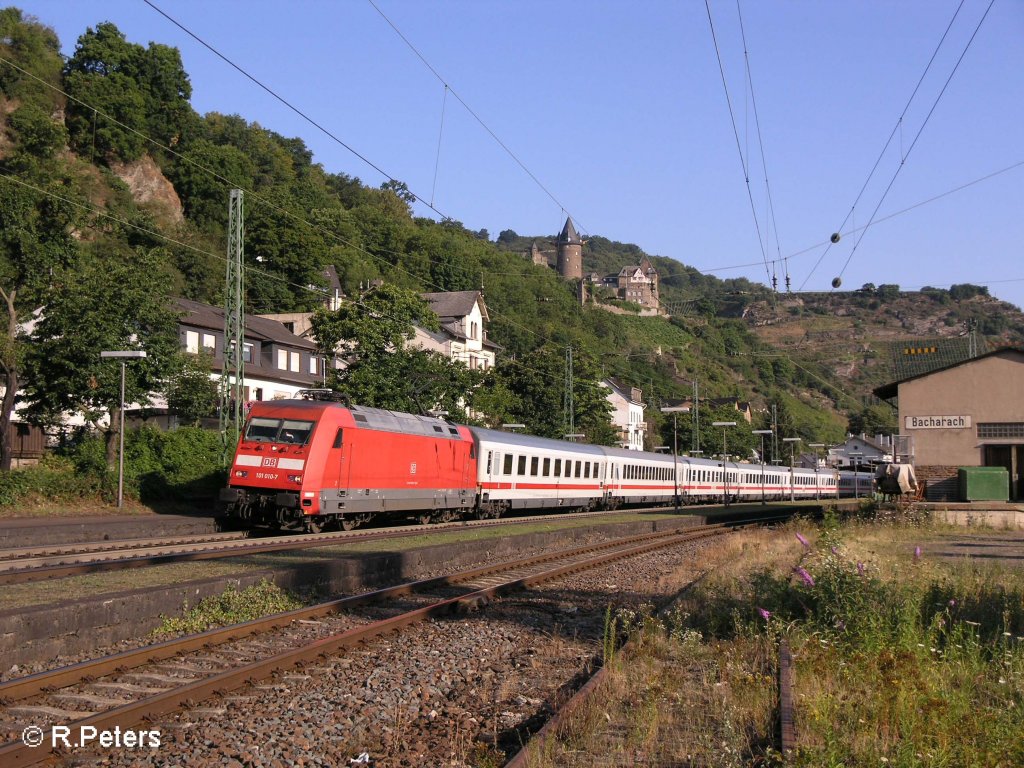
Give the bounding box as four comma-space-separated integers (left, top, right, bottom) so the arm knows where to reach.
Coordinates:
151, 578, 306, 636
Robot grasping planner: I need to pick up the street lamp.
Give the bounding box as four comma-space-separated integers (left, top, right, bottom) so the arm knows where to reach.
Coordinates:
712, 421, 736, 506
661, 406, 690, 511
753, 429, 772, 505
564, 433, 585, 442
783, 437, 801, 502
850, 451, 863, 498
501, 423, 525, 432
809, 443, 825, 500
100, 350, 147, 509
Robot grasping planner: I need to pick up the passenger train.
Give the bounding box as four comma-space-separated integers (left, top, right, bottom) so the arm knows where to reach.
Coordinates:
219, 391, 874, 532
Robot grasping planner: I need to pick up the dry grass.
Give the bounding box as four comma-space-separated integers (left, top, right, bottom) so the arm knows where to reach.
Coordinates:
521, 515, 1024, 767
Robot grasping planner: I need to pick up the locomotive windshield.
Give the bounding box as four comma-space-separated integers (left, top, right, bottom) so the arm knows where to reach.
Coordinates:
244, 417, 315, 445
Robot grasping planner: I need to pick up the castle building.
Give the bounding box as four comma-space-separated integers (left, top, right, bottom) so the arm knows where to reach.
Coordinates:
603, 256, 660, 310
556, 218, 583, 280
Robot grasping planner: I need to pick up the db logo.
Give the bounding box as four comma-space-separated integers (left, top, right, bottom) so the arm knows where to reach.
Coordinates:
262, 457, 278, 468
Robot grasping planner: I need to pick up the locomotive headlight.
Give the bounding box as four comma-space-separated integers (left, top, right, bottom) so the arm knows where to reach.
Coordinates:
288, 474, 302, 484
235, 470, 248, 478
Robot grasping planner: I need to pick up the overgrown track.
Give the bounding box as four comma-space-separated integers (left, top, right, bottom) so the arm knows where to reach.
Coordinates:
0, 518, 781, 766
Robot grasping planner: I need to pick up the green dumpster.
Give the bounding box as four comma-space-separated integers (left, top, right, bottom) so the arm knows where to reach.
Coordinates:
957, 466, 1009, 502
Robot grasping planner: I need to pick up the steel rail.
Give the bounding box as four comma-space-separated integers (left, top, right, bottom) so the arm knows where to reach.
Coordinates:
0, 531, 250, 564
0, 523, 735, 766
0, 506, 664, 585
0, 503, 799, 585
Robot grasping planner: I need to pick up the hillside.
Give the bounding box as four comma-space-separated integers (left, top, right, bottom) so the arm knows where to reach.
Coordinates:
2, 8, 1022, 463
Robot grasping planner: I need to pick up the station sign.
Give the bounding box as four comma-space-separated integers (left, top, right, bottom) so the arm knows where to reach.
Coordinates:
904, 415, 971, 429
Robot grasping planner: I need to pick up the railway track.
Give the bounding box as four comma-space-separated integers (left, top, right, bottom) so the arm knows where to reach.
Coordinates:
0, 505, 776, 586
0, 520, 749, 766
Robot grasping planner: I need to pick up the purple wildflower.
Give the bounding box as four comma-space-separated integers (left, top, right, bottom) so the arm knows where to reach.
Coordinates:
795, 566, 815, 587
757, 607, 772, 620
795, 532, 810, 549
948, 599, 957, 607
831, 546, 840, 556
914, 545, 922, 561
857, 562, 866, 577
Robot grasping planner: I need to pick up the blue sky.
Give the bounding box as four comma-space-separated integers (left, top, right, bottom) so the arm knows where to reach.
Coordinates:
16, 0, 1024, 308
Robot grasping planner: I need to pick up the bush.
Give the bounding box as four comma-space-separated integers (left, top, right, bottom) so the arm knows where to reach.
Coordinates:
0, 455, 104, 506
124, 425, 226, 502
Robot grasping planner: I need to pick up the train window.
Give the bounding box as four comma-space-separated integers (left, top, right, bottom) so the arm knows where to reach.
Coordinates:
449, 428, 459, 436
279, 420, 314, 445
353, 414, 368, 423
332, 429, 343, 449
593, 462, 599, 478
433, 426, 444, 433
554, 458, 561, 476
469, 445, 476, 459
517, 456, 526, 475
530, 457, 539, 476
542, 458, 550, 477
504, 454, 514, 475
486, 451, 493, 474
575, 461, 582, 477
584, 462, 591, 479
245, 417, 280, 442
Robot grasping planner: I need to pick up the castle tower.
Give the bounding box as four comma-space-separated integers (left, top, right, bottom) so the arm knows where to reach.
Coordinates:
556, 217, 583, 281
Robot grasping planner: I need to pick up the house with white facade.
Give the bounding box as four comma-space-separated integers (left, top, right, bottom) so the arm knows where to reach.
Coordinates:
604, 378, 646, 451
175, 298, 325, 402
410, 291, 498, 371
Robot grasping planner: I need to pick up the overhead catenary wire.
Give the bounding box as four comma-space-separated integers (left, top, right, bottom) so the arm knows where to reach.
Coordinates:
704, 0, 772, 285
798, 0, 977, 290
365, 0, 590, 238
0, 169, 619, 402
0, 53, 610, 397
430, 84, 448, 209
140, 0, 452, 223
828, 0, 995, 286
735, 0, 786, 289
0, 53, 566, 351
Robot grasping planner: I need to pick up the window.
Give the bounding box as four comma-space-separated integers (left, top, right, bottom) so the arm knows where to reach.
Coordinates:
554, 458, 561, 477
530, 457, 539, 476
244, 417, 314, 445
543, 458, 550, 477
486, 451, 492, 474
575, 461, 582, 478
584, 462, 591, 479
277, 349, 288, 370
518, 456, 526, 475
309, 357, 318, 375
290, 351, 300, 372
978, 422, 1024, 438
242, 343, 253, 364
202, 333, 216, 351
185, 330, 199, 354
333, 429, 343, 449
504, 455, 514, 475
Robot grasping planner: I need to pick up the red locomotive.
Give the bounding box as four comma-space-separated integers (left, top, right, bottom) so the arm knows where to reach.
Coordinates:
219, 392, 477, 531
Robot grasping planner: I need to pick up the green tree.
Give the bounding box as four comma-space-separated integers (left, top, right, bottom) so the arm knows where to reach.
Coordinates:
310, 283, 481, 419
166, 351, 218, 425
63, 22, 193, 164
0, 99, 81, 469
848, 403, 896, 436
0, 8, 64, 110
22, 247, 180, 465
496, 345, 615, 443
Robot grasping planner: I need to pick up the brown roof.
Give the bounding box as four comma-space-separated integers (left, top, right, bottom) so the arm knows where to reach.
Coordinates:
420, 291, 487, 323
174, 297, 316, 350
